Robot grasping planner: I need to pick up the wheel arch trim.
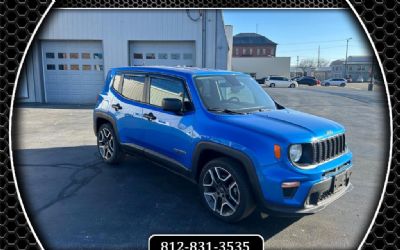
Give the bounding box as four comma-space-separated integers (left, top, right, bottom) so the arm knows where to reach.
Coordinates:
191, 141, 265, 205
93, 111, 120, 142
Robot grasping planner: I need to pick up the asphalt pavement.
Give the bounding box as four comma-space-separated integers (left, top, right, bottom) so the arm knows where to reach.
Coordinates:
12, 84, 390, 249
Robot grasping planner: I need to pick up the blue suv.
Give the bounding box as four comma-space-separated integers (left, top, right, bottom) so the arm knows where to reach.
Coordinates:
93, 66, 353, 222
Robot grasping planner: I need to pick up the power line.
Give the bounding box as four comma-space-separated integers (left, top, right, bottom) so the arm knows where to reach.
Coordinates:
278, 44, 365, 53
279, 38, 363, 46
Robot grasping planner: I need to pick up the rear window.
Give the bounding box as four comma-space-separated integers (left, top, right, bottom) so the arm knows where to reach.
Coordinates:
269, 76, 280, 80
112, 74, 123, 92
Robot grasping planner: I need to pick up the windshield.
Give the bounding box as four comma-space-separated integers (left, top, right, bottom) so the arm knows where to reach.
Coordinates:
194, 74, 277, 112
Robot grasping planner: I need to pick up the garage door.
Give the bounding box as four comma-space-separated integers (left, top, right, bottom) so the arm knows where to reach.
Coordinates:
129, 41, 195, 67
42, 40, 104, 104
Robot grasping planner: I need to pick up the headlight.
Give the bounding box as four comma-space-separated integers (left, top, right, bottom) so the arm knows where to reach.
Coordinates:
289, 144, 302, 163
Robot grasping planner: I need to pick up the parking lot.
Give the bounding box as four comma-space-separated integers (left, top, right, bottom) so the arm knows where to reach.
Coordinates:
12, 85, 389, 249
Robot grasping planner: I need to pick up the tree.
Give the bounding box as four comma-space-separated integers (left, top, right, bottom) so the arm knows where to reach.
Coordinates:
317, 58, 330, 67
298, 58, 316, 74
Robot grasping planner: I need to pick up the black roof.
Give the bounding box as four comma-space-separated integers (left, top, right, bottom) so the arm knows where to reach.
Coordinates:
233, 33, 277, 46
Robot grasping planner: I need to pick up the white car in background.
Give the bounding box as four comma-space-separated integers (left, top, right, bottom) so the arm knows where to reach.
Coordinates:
322, 78, 347, 87
263, 76, 298, 88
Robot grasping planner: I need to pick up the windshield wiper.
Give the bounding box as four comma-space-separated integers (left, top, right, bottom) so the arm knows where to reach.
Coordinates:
207, 108, 246, 114
246, 107, 272, 113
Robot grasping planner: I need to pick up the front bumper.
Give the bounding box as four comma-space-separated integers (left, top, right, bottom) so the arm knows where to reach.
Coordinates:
264, 170, 353, 215
257, 153, 353, 215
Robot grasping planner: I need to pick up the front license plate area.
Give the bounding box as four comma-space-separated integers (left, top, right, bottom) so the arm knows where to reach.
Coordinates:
333, 170, 350, 193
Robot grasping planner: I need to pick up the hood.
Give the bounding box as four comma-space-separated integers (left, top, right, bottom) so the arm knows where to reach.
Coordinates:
217, 109, 345, 143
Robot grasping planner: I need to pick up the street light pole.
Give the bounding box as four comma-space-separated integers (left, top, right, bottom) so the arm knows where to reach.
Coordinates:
344, 37, 352, 79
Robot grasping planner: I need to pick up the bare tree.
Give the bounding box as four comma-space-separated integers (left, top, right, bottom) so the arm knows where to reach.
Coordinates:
298, 58, 316, 74
318, 58, 330, 67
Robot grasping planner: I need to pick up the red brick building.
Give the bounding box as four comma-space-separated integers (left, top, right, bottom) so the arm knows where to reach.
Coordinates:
233, 33, 277, 57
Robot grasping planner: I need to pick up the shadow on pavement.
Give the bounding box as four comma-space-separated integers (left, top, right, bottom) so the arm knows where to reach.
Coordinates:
14, 145, 300, 249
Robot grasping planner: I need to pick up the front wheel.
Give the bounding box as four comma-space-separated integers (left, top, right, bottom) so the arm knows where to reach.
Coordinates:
270, 83, 275, 88
340, 83, 346, 87
290, 83, 296, 88
325, 83, 330, 87
199, 158, 255, 222
97, 123, 124, 164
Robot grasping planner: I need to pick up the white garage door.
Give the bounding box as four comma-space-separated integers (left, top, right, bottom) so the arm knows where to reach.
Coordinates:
129, 41, 195, 67
42, 40, 104, 104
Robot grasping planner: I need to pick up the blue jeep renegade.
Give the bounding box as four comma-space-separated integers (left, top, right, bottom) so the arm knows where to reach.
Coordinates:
93, 66, 353, 222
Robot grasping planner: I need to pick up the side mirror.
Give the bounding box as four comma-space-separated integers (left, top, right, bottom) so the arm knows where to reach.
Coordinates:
162, 98, 183, 113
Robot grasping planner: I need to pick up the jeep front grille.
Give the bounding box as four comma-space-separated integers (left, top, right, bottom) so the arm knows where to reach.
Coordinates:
312, 134, 346, 164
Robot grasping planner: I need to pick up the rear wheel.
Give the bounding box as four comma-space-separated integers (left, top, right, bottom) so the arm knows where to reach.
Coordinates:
97, 123, 124, 164
290, 83, 296, 88
340, 83, 346, 87
199, 157, 255, 222
270, 83, 275, 88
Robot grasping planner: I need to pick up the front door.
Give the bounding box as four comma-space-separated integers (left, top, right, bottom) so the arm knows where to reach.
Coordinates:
142, 75, 195, 168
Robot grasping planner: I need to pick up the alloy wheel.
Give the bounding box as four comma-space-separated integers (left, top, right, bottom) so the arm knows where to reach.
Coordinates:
202, 166, 240, 217
98, 127, 115, 160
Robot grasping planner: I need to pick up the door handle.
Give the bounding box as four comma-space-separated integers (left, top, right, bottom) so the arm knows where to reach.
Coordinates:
112, 103, 122, 111
143, 112, 157, 121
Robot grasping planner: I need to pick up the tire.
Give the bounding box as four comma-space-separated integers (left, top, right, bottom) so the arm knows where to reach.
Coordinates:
199, 157, 255, 223
325, 83, 330, 87
270, 83, 275, 88
290, 83, 296, 88
340, 83, 346, 87
97, 123, 124, 164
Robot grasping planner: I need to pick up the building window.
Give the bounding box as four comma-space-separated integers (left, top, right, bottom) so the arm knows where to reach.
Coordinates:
171, 53, 180, 60
249, 48, 253, 55
183, 53, 193, 60
158, 53, 168, 59
46, 53, 55, 59
93, 53, 103, 59
58, 64, 68, 70
70, 53, 79, 59
81, 53, 91, 59
46, 64, 55, 70
94, 64, 103, 71
58, 53, 67, 59
70, 64, 79, 70
121, 75, 145, 102
149, 77, 187, 107
82, 65, 91, 70
133, 53, 143, 59
235, 48, 239, 56
257, 49, 260, 56
242, 48, 247, 55
146, 53, 156, 59
262, 49, 266, 55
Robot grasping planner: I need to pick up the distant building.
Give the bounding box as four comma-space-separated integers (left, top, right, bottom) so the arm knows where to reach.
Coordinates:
313, 67, 332, 81
233, 33, 277, 57
330, 56, 376, 82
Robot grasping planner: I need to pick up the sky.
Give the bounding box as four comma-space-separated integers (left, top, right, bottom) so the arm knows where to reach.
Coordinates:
223, 10, 373, 66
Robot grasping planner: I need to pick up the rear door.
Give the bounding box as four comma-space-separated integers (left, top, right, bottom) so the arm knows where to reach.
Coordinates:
110, 73, 148, 146
141, 75, 195, 168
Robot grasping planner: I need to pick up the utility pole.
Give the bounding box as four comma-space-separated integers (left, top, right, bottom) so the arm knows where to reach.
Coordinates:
296, 56, 299, 76
368, 59, 375, 91
317, 45, 320, 68
256, 24, 258, 34
344, 37, 352, 79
